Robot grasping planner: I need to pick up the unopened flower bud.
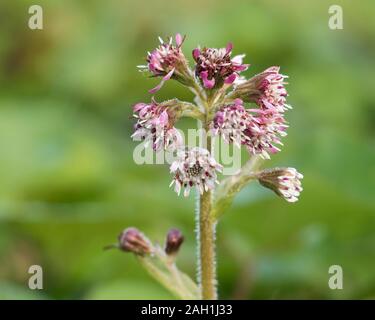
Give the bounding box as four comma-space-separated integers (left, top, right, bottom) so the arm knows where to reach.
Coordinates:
118, 227, 152, 255
258, 167, 303, 202
165, 228, 184, 256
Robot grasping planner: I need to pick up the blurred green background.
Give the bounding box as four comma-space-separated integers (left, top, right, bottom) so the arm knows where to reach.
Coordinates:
0, 0, 374, 299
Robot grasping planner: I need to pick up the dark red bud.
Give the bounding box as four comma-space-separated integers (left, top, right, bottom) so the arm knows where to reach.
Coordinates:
118, 227, 151, 255
165, 228, 184, 256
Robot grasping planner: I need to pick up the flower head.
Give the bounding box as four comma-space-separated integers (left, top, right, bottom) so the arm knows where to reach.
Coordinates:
138, 34, 190, 93
257, 167, 303, 202
212, 99, 257, 148
170, 147, 222, 196
131, 100, 182, 152
233, 66, 291, 113
243, 109, 288, 159
118, 227, 152, 255
212, 99, 288, 159
193, 43, 248, 89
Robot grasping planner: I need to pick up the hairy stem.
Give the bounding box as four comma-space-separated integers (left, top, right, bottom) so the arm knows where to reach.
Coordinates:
191, 81, 208, 111
198, 188, 217, 299
138, 254, 199, 300
195, 97, 218, 299
138, 257, 188, 299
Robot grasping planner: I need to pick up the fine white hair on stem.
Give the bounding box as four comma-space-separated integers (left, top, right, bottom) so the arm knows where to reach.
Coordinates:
195, 189, 202, 290
212, 221, 218, 295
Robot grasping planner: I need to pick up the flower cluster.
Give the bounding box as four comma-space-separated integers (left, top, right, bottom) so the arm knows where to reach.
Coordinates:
169, 147, 222, 197
212, 99, 288, 159
257, 167, 303, 202
211, 66, 291, 158
212, 99, 256, 147
132, 34, 302, 201
138, 34, 190, 93
234, 66, 291, 112
131, 100, 182, 152
193, 43, 248, 89
243, 108, 288, 159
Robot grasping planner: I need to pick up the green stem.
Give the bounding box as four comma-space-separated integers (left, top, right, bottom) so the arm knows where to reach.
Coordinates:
196, 96, 218, 299
191, 81, 208, 111
138, 255, 198, 300
181, 106, 205, 121
198, 188, 217, 299
137, 257, 185, 299
212, 156, 262, 220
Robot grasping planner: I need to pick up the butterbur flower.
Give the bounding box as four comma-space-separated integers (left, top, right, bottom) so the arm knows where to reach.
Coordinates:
169, 147, 222, 197
212, 99, 258, 148
233, 66, 291, 113
243, 109, 288, 159
165, 228, 184, 256
138, 34, 190, 93
193, 43, 248, 89
257, 167, 303, 202
125, 35, 304, 300
118, 227, 152, 255
212, 99, 288, 159
131, 100, 182, 152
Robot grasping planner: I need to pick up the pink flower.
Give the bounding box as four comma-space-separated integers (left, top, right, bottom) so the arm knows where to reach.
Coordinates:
243, 109, 288, 159
257, 167, 303, 202
212, 99, 288, 159
169, 147, 222, 197
131, 100, 182, 151
193, 43, 249, 89
138, 34, 189, 93
233, 66, 291, 113
212, 99, 258, 148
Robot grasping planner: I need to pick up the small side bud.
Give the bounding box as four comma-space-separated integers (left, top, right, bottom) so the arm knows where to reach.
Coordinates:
118, 227, 152, 255
165, 228, 184, 256
257, 167, 303, 203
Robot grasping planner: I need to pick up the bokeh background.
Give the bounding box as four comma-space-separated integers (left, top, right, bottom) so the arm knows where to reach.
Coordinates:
0, 0, 374, 299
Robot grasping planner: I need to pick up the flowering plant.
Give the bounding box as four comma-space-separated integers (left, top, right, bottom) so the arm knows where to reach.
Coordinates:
109, 34, 303, 300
